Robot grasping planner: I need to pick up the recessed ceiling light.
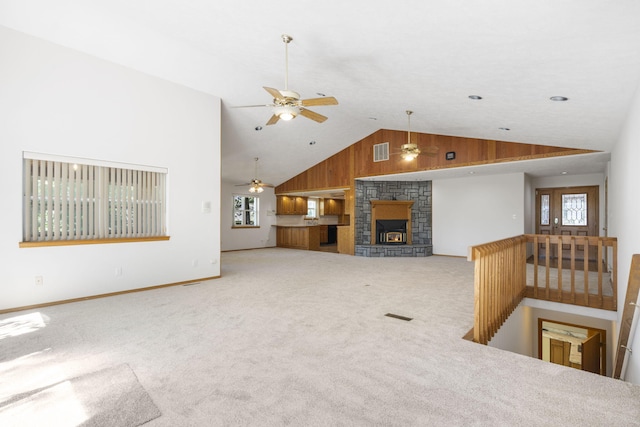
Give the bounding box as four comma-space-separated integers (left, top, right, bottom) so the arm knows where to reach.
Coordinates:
550, 96, 569, 101
255, 126, 263, 131
469, 171, 476, 175
468, 95, 483, 100
561, 171, 568, 175
499, 127, 510, 131
309, 140, 316, 145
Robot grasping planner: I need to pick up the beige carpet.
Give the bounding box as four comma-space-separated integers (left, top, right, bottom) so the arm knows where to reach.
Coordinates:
0, 363, 160, 426
1, 248, 639, 426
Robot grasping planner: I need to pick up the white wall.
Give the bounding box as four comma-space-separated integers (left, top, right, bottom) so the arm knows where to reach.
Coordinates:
220, 182, 277, 251
523, 174, 534, 235
0, 27, 221, 310
609, 80, 640, 382
488, 305, 534, 356
432, 173, 526, 256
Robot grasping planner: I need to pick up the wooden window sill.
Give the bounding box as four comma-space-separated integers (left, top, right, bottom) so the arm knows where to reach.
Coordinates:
19, 236, 170, 248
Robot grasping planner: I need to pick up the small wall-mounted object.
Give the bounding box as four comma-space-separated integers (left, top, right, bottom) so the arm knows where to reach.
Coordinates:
445, 151, 456, 161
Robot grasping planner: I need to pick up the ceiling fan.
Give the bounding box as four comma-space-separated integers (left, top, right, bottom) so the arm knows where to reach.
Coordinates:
394, 110, 439, 160
236, 157, 274, 193
235, 34, 338, 126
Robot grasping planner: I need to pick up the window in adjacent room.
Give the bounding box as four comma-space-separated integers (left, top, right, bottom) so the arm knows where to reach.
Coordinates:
233, 194, 259, 227
307, 198, 318, 218
22, 152, 168, 246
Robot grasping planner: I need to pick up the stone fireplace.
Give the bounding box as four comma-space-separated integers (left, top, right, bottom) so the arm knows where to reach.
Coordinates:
354, 180, 432, 257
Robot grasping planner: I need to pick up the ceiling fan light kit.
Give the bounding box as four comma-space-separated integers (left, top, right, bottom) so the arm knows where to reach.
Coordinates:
248, 182, 264, 193
401, 143, 421, 161
401, 110, 421, 161
274, 105, 299, 121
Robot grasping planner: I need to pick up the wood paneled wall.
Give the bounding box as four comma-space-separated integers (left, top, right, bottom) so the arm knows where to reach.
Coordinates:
276, 146, 352, 193
275, 129, 595, 194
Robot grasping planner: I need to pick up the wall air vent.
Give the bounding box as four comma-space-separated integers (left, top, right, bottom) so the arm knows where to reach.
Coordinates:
373, 142, 389, 162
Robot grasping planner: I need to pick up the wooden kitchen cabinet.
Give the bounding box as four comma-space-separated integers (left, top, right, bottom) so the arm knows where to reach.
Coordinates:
323, 198, 344, 216
294, 196, 308, 215
337, 225, 353, 255
276, 195, 308, 215
276, 226, 320, 250
319, 225, 329, 243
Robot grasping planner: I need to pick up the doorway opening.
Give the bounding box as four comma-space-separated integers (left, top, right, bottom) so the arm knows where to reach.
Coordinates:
538, 318, 606, 375
534, 185, 600, 269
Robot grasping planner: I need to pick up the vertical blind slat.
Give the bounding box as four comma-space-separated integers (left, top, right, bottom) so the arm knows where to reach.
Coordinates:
54, 161, 60, 239
88, 165, 94, 238
37, 160, 45, 240
61, 163, 69, 239
109, 167, 115, 237
75, 165, 82, 240
142, 172, 149, 236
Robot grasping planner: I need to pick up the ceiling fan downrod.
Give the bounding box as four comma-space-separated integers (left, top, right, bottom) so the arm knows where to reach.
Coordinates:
282, 34, 293, 91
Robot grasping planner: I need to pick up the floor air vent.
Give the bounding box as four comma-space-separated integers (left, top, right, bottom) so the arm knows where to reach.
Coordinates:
385, 313, 413, 321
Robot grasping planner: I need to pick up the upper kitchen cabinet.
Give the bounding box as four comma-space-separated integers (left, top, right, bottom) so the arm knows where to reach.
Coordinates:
276, 195, 308, 215
323, 199, 344, 216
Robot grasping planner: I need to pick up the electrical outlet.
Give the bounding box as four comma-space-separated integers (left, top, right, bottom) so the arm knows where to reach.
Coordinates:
35, 275, 43, 285
115, 267, 122, 277
192, 259, 198, 267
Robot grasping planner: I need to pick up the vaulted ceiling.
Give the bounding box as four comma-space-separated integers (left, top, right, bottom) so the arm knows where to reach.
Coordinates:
2, 1, 639, 185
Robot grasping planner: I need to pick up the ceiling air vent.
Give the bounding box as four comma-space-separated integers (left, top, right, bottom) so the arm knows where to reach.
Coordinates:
373, 142, 389, 162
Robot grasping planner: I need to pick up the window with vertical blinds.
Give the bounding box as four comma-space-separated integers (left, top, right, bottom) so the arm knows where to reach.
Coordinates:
22, 153, 167, 244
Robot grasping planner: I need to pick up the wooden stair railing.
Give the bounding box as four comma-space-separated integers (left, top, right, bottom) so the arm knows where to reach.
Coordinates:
467, 235, 528, 344
613, 254, 640, 379
525, 235, 617, 311
467, 234, 618, 345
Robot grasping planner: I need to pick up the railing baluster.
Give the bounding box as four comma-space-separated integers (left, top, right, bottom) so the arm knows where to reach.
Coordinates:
598, 239, 603, 307
557, 235, 563, 302
584, 242, 590, 306
545, 235, 551, 299
533, 235, 539, 297
570, 237, 576, 303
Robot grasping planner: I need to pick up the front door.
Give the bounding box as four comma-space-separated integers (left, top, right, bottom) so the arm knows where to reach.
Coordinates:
535, 186, 599, 261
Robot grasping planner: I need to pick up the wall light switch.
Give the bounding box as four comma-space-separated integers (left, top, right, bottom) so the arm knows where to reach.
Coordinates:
201, 201, 212, 213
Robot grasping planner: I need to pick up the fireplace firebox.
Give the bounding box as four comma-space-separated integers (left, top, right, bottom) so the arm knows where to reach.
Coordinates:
376, 219, 408, 245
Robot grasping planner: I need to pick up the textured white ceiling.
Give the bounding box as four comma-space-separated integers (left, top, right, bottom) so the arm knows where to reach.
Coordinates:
2, 1, 639, 185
